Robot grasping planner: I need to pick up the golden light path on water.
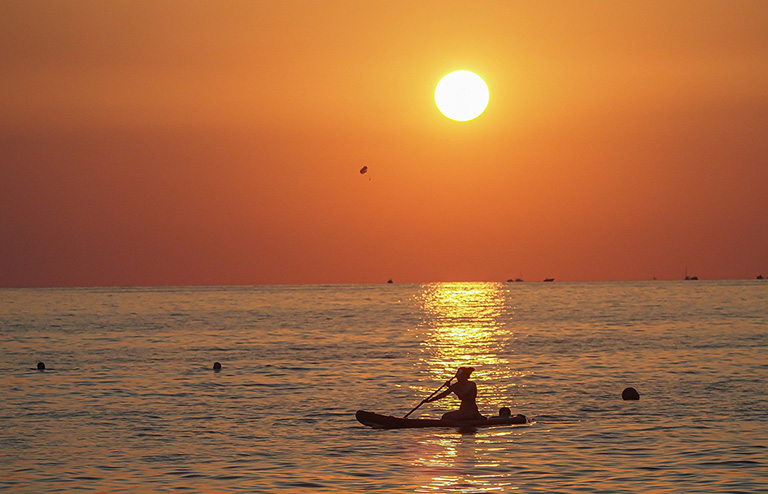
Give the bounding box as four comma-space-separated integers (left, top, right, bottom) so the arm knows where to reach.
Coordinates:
410, 282, 529, 493
416, 282, 511, 383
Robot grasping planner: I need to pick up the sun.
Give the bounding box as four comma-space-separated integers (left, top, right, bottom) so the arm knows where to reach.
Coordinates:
434, 70, 489, 122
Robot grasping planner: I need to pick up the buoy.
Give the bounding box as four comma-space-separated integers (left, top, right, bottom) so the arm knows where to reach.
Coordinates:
622, 387, 640, 400
213, 362, 222, 371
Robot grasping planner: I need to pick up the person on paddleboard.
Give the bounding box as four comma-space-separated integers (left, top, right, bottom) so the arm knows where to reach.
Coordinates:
425, 366, 484, 421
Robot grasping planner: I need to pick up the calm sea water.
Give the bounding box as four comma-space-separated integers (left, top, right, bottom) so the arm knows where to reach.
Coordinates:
1, 281, 766, 493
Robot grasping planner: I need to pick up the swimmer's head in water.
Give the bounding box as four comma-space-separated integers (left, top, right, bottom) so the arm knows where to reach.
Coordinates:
499, 407, 511, 416
37, 362, 46, 370
456, 366, 475, 380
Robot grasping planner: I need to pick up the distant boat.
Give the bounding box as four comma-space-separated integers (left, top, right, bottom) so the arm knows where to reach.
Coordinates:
543, 278, 555, 282
387, 279, 394, 284
506, 278, 524, 282
684, 266, 698, 280
758, 274, 764, 280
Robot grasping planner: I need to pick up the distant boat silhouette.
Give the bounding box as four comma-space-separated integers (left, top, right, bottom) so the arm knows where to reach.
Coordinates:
758, 274, 764, 280
387, 279, 394, 284
684, 266, 698, 280
506, 278, 524, 282
543, 278, 555, 282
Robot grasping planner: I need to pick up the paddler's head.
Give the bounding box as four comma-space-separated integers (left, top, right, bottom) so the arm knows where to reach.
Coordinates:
455, 366, 475, 381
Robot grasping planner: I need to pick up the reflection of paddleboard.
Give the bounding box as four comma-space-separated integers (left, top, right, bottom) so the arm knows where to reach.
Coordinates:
355, 410, 528, 429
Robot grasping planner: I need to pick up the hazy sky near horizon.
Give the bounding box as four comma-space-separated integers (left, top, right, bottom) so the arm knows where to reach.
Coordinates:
2, 0, 768, 286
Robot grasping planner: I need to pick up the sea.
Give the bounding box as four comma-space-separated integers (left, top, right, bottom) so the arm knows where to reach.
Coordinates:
1, 281, 766, 493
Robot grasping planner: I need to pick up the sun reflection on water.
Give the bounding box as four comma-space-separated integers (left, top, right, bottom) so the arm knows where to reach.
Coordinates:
411, 282, 525, 492
409, 432, 520, 493
416, 282, 513, 383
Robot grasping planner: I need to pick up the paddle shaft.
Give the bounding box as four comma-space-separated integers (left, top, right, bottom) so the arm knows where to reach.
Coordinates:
403, 377, 453, 418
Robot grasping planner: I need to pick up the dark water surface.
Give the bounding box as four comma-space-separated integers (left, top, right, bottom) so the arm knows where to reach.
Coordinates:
1, 281, 767, 492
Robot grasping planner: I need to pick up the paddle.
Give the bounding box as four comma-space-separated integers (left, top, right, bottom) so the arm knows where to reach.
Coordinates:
403, 377, 454, 418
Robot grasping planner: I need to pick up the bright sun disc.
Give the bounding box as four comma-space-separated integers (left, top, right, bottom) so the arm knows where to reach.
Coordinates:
435, 70, 489, 121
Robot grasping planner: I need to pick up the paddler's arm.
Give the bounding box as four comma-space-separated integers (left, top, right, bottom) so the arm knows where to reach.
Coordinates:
425, 385, 453, 403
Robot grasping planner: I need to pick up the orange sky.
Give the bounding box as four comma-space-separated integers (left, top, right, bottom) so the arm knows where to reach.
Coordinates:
2, 0, 768, 286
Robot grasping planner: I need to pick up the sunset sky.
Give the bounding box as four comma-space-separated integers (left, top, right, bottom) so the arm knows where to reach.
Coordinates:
2, 1, 768, 287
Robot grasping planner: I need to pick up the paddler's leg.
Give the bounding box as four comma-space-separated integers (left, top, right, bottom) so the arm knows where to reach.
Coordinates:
441, 410, 462, 421
442, 409, 485, 421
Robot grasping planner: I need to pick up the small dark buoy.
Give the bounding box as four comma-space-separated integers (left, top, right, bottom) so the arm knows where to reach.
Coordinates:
498, 406, 511, 416
212, 362, 222, 371
622, 387, 640, 400
37, 362, 46, 370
